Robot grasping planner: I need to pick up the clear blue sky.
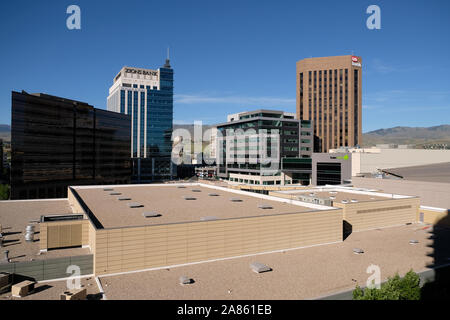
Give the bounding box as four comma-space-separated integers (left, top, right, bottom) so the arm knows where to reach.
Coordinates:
0, 0, 449, 132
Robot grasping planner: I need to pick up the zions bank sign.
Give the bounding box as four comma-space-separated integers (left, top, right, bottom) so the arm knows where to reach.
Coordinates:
125, 68, 158, 76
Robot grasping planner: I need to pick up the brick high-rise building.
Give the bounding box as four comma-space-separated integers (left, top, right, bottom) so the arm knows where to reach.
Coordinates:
296, 55, 362, 152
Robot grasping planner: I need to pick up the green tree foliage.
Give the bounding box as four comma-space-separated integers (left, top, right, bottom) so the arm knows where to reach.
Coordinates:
353, 269, 421, 300
0, 184, 10, 200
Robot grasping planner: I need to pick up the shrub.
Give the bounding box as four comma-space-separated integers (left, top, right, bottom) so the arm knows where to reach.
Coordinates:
353, 269, 421, 300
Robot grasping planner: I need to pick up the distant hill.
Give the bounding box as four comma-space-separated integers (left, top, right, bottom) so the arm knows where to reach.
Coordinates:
362, 125, 450, 147
0, 124, 10, 142
1, 123, 449, 148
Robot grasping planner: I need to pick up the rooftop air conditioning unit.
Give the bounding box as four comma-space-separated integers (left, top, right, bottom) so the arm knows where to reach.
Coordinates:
341, 200, 349, 204
353, 248, 364, 254
409, 240, 419, 245
250, 262, 272, 273
179, 276, 193, 285
200, 216, 218, 221
127, 202, 144, 208
143, 212, 161, 218
208, 193, 219, 196
350, 199, 358, 203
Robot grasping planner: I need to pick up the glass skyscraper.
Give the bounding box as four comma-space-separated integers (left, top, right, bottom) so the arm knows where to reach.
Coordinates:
107, 58, 174, 181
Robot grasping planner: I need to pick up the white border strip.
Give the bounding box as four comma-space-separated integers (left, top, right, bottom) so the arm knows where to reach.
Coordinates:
95, 276, 107, 300
420, 205, 448, 213
37, 273, 94, 284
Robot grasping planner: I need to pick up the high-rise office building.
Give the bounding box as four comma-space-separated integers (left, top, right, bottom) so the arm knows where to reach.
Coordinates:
216, 110, 313, 185
296, 55, 362, 152
107, 58, 174, 181
10, 91, 131, 199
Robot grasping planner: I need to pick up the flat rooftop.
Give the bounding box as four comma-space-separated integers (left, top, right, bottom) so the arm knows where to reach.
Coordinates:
0, 200, 89, 263
73, 184, 334, 229
0, 276, 101, 300
270, 187, 412, 203
98, 224, 450, 300
384, 162, 450, 183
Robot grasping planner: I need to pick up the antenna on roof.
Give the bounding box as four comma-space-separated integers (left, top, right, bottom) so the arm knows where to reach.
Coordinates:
164, 46, 171, 68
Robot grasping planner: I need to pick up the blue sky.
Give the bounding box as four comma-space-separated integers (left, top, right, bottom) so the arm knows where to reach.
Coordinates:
0, 0, 449, 132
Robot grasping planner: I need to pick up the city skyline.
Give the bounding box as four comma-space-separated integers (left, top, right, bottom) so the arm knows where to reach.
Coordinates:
0, 0, 449, 132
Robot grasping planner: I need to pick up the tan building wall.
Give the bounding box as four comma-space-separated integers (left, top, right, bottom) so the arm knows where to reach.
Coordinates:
296, 55, 362, 152
419, 207, 450, 226
333, 197, 420, 232
40, 219, 90, 251
93, 209, 342, 275
351, 149, 450, 175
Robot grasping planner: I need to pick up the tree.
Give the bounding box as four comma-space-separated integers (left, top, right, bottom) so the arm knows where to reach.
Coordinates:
353, 269, 421, 300
0, 184, 10, 200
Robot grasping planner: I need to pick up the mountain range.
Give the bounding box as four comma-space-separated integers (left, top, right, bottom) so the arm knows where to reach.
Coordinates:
1, 124, 450, 148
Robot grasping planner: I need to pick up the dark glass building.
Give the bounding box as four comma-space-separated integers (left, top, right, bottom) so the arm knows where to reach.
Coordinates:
10, 91, 131, 199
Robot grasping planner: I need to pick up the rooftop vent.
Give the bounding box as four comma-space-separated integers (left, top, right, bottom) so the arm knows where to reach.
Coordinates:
353, 248, 364, 254
179, 276, 193, 285
103, 188, 114, 191
118, 197, 131, 201
143, 212, 161, 218
192, 189, 201, 192
200, 216, 218, 221
230, 198, 242, 202
350, 199, 358, 203
409, 239, 419, 245
250, 262, 272, 273
258, 204, 273, 209
341, 200, 349, 204
127, 202, 143, 208
208, 193, 219, 196
110, 192, 122, 196
183, 196, 196, 200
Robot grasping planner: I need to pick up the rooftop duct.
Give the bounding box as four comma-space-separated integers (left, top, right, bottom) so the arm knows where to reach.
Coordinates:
177, 186, 186, 189
110, 192, 122, 196
103, 188, 114, 191
179, 276, 193, 285
230, 198, 242, 202
258, 204, 273, 209
143, 212, 161, 218
250, 262, 272, 273
200, 216, 218, 221
118, 197, 131, 201
183, 196, 196, 200
127, 202, 144, 208
192, 189, 201, 192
